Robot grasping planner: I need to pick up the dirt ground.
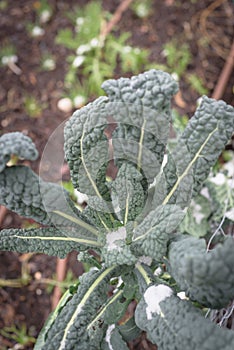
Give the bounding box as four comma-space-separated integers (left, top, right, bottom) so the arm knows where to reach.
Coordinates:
0, 0, 233, 349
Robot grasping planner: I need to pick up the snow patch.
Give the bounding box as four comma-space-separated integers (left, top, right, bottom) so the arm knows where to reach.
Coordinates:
162, 154, 168, 169
138, 256, 152, 266
31, 26, 45, 37
177, 291, 189, 300
106, 227, 126, 251
191, 200, 205, 224
228, 179, 234, 189
74, 95, 85, 108
225, 208, 234, 221
209, 173, 226, 186
73, 55, 85, 68
90, 38, 99, 47
154, 267, 162, 276
40, 10, 51, 23
74, 190, 88, 204
200, 187, 210, 200
76, 17, 84, 27
113, 277, 124, 294
223, 158, 234, 177
144, 284, 173, 320
1, 55, 18, 65
105, 324, 115, 350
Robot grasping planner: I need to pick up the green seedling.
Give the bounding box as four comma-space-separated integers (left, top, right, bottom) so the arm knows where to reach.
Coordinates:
131, 0, 153, 18
187, 73, 208, 95
24, 95, 46, 118
56, 1, 149, 97
162, 40, 191, 77
0, 324, 36, 347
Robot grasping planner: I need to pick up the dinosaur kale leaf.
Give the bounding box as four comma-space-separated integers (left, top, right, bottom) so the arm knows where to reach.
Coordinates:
34, 283, 79, 350
0, 132, 38, 172
0, 227, 100, 258
168, 235, 234, 308
103, 69, 178, 184
0, 165, 51, 225
64, 96, 109, 195
0, 164, 99, 242
37, 266, 122, 350
101, 326, 128, 350
109, 162, 146, 223
131, 204, 185, 260
135, 283, 234, 350
157, 97, 234, 209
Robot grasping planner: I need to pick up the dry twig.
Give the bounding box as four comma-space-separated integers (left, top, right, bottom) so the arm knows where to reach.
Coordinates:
100, 0, 134, 42
51, 257, 68, 309
212, 40, 234, 100
0, 206, 7, 227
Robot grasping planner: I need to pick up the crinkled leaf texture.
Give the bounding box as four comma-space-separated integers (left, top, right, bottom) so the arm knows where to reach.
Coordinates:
34, 283, 79, 350
135, 284, 234, 350
0, 227, 100, 258
131, 204, 185, 260
104, 70, 178, 184
64, 96, 109, 195
36, 266, 124, 350
154, 96, 234, 208
0, 165, 53, 225
0, 163, 99, 244
64, 70, 178, 228
109, 162, 146, 223
168, 235, 234, 309
101, 227, 137, 266
0, 132, 38, 172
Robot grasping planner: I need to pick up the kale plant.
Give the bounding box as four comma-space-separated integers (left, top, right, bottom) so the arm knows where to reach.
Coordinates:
0, 70, 234, 350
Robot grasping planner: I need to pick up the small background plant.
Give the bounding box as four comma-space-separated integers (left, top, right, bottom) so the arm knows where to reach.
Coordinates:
55, 1, 149, 105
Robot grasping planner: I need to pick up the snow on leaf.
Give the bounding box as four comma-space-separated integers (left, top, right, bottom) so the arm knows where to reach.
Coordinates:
144, 284, 173, 320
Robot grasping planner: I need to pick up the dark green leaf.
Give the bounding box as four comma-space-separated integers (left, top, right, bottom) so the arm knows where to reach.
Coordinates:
64, 96, 109, 195
0, 165, 51, 225
40, 266, 118, 350
0, 227, 100, 258
35, 283, 79, 349
101, 326, 129, 350
160, 97, 234, 208
0, 165, 98, 238
118, 316, 141, 342
168, 235, 234, 308
109, 162, 146, 223
131, 205, 185, 260
135, 283, 234, 350
0, 132, 38, 172
102, 70, 178, 184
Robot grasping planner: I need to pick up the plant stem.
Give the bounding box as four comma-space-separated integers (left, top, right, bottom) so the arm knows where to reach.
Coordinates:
52, 257, 68, 310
